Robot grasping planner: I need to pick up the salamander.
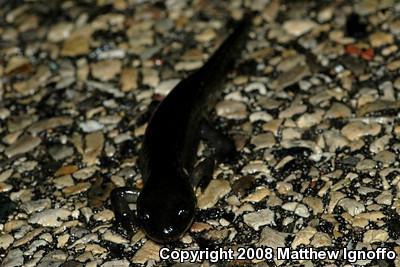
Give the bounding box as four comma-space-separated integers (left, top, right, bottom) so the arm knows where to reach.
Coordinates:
111, 15, 251, 243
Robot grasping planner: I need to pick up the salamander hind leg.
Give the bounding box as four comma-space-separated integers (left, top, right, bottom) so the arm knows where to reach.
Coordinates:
110, 187, 140, 235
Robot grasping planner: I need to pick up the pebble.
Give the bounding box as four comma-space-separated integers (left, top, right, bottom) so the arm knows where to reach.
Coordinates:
291, 227, 316, 248
29, 209, 71, 227
250, 132, 275, 150
37, 250, 67, 267
53, 175, 74, 189
91, 60, 122, 81
0, 234, 14, 250
195, 28, 216, 43
374, 150, 396, 165
131, 241, 160, 264
79, 120, 104, 133
102, 260, 130, 267
72, 166, 97, 180
21, 199, 51, 214
363, 229, 388, 243
325, 102, 352, 118
311, 232, 332, 247
102, 230, 128, 244
61, 29, 92, 56
243, 208, 275, 230
341, 121, 381, 141
257, 226, 288, 248
28, 117, 73, 134
47, 22, 73, 42
3, 249, 24, 267
272, 64, 310, 91
215, 100, 248, 120
356, 100, 400, 116
369, 31, 394, 47
120, 67, 138, 92
63, 182, 91, 196
154, 79, 180, 96
198, 179, 231, 209
283, 19, 317, 37
338, 198, 365, 216
4, 135, 41, 158
241, 161, 270, 175
93, 209, 114, 222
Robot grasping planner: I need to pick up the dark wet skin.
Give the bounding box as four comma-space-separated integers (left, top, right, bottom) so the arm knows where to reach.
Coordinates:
110, 16, 251, 243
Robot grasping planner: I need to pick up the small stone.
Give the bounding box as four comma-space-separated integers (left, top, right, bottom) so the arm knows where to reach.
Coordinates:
62, 182, 91, 196
3, 249, 24, 267
369, 31, 394, 47
291, 227, 316, 248
241, 161, 269, 175
50, 143, 74, 159
374, 150, 396, 165
83, 132, 104, 165
28, 117, 73, 134
215, 100, 248, 120
283, 19, 317, 36
338, 198, 365, 216
55, 165, 78, 176
294, 204, 310, 218
0, 234, 14, 250
131, 240, 160, 264
93, 209, 114, 222
21, 199, 51, 214
388, 59, 400, 71
5, 135, 41, 158
272, 65, 310, 91
243, 187, 271, 202
363, 229, 388, 243
250, 132, 275, 150
48, 22, 73, 42
311, 232, 332, 247
375, 190, 392, 205
357, 100, 400, 116
73, 166, 97, 180
79, 120, 104, 133
14, 228, 45, 247
325, 102, 352, 118
61, 29, 92, 56
102, 230, 128, 244
341, 121, 381, 141
120, 67, 138, 92
243, 208, 275, 230
303, 197, 324, 214
91, 60, 122, 81
279, 104, 307, 119
29, 209, 71, 227
257, 226, 288, 248
198, 179, 231, 209
102, 260, 130, 267
154, 79, 180, 96
195, 28, 216, 43
53, 175, 74, 189
249, 111, 272, 122
296, 109, 324, 128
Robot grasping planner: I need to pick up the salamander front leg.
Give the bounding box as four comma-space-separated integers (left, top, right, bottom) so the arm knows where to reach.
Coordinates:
200, 120, 236, 161
191, 158, 215, 191
110, 187, 140, 235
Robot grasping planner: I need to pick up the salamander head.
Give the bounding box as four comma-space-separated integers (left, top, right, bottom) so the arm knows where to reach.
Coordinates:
137, 178, 196, 243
